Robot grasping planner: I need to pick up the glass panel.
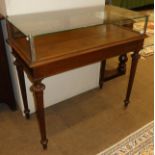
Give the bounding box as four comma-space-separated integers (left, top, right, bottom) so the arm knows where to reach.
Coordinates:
7, 5, 148, 63
104, 5, 149, 34
7, 5, 104, 36
7, 21, 32, 61
7, 5, 148, 37
104, 5, 147, 22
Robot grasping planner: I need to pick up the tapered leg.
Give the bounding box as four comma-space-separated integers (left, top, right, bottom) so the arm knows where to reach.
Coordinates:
118, 54, 128, 74
30, 80, 48, 149
99, 60, 106, 89
124, 52, 140, 107
14, 60, 30, 119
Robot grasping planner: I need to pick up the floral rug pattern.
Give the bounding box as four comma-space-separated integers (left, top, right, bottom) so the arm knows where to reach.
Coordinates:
97, 121, 154, 155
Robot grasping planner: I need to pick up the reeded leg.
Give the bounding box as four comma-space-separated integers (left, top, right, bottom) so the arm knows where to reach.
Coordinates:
118, 54, 128, 74
99, 60, 106, 89
14, 59, 30, 119
30, 80, 48, 150
124, 52, 140, 107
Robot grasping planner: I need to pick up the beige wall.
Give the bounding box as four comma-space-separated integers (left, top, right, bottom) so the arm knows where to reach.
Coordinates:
5, 0, 105, 15
0, 0, 6, 15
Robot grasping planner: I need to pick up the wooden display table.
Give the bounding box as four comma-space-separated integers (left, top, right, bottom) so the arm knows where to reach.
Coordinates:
6, 5, 148, 149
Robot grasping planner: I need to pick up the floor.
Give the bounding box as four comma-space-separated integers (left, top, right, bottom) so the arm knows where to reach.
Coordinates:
0, 54, 153, 155
0, 8, 154, 155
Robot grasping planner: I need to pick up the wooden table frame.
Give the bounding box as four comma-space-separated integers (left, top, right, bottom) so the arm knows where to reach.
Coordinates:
9, 24, 145, 149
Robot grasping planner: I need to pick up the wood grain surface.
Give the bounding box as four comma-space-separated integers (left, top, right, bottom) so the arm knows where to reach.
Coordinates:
9, 24, 145, 68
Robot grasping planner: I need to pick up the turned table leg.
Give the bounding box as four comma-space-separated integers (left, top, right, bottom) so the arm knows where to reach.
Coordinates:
118, 54, 128, 74
124, 52, 140, 107
14, 59, 30, 119
99, 60, 106, 89
30, 80, 48, 149
103, 55, 128, 82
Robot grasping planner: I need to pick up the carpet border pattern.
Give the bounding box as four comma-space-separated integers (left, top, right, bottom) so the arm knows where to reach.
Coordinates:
97, 121, 154, 155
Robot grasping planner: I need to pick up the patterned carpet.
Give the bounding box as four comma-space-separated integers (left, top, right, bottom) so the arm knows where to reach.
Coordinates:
97, 121, 154, 155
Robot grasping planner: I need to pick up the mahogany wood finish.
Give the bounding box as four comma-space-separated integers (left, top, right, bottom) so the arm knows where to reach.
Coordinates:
99, 60, 106, 89
124, 52, 140, 107
14, 59, 30, 118
0, 15, 16, 110
118, 54, 128, 74
103, 20, 134, 82
9, 24, 145, 149
30, 80, 48, 149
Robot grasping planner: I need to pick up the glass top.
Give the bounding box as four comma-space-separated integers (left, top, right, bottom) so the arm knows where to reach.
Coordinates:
7, 5, 148, 37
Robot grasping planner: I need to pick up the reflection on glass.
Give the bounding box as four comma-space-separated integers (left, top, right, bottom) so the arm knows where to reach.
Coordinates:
7, 5, 148, 37
7, 5, 105, 36
7, 5, 148, 63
